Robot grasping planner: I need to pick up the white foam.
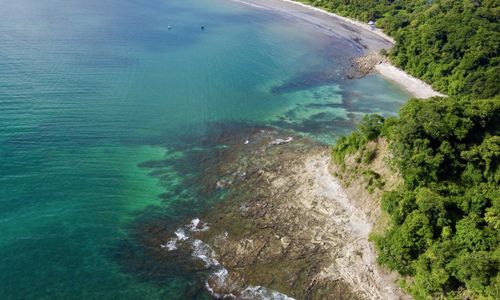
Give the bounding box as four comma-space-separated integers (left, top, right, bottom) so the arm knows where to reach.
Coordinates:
212, 267, 229, 286
162, 219, 279, 299
160, 228, 188, 251
241, 286, 296, 300
191, 239, 220, 268
204, 281, 221, 299
270, 137, 293, 145
175, 228, 189, 241
205, 267, 234, 299
190, 218, 200, 228
187, 218, 210, 232
160, 239, 178, 251
177, 229, 294, 300
160, 218, 202, 251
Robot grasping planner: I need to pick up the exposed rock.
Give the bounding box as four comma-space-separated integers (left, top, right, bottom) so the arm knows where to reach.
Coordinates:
187, 132, 408, 299
350, 52, 388, 78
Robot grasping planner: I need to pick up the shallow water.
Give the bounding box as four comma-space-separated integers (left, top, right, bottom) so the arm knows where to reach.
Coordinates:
0, 0, 410, 298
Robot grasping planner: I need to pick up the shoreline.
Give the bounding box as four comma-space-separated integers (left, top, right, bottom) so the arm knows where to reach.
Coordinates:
375, 63, 445, 99
159, 129, 408, 299
275, 0, 395, 43
232, 0, 444, 99
147, 2, 446, 298
232, 0, 393, 52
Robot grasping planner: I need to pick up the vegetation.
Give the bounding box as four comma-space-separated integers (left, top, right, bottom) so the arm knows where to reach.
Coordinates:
302, 0, 499, 98
378, 97, 499, 299
362, 169, 385, 193
318, 0, 500, 298
331, 114, 384, 166
333, 97, 499, 298
331, 115, 387, 193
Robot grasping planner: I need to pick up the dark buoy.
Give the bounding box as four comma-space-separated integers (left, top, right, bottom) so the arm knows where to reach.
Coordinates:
201, 26, 205, 30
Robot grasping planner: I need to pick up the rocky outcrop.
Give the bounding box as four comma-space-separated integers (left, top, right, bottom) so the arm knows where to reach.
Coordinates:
180, 131, 408, 299
350, 52, 388, 78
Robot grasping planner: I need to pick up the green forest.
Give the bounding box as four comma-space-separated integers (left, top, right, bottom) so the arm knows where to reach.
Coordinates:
301, 0, 499, 98
315, 0, 500, 298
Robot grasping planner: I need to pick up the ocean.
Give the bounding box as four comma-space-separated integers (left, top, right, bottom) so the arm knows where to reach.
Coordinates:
0, 0, 410, 298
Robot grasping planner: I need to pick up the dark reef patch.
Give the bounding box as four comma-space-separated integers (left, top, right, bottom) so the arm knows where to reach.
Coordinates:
270, 70, 342, 94
112, 122, 298, 297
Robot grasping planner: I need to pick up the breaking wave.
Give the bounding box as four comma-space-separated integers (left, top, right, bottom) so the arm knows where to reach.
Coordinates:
160, 218, 295, 299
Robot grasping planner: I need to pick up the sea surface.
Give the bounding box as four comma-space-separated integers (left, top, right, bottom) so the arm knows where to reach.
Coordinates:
0, 0, 410, 298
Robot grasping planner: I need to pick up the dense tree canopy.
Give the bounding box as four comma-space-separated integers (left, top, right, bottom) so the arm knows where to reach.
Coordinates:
332, 98, 499, 298
303, 0, 500, 98
321, 0, 500, 298
376, 97, 499, 299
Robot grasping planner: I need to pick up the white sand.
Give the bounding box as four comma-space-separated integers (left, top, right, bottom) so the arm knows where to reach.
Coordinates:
231, 0, 393, 52
278, 0, 394, 43
376, 63, 445, 99
231, 0, 445, 99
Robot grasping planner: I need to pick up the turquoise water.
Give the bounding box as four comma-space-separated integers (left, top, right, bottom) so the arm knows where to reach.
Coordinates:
0, 0, 410, 298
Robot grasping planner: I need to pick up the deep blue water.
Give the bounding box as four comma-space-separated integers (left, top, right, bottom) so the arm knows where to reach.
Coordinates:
0, 0, 410, 298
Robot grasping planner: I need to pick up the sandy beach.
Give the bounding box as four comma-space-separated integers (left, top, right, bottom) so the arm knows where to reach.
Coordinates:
375, 63, 445, 98
233, 0, 444, 99
232, 0, 393, 52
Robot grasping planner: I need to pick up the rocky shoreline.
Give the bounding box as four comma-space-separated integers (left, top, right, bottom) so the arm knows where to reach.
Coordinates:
350, 51, 445, 99
140, 0, 444, 296
155, 129, 407, 299
349, 52, 388, 78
